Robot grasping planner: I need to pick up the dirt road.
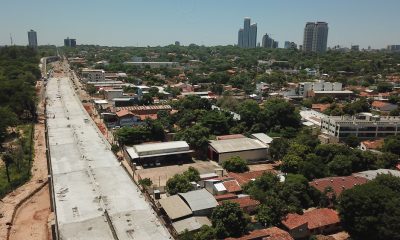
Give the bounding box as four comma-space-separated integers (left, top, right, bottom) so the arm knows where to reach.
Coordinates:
9, 184, 51, 240
0, 63, 51, 239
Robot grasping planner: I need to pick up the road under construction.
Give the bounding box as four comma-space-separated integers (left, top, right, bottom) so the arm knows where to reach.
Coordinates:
45, 68, 172, 239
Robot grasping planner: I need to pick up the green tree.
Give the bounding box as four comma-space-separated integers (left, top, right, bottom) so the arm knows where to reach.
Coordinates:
281, 154, 303, 173
140, 94, 154, 105
138, 178, 153, 188
183, 166, 200, 182
211, 201, 249, 238
175, 124, 210, 155
193, 225, 216, 240
166, 174, 193, 195
236, 100, 260, 127
382, 136, 400, 155
344, 135, 360, 148
258, 99, 301, 129
222, 156, 249, 173
328, 155, 353, 176
200, 111, 230, 136
256, 196, 288, 227
377, 82, 393, 93
269, 138, 290, 161
1, 153, 14, 183
243, 172, 280, 203
0, 107, 18, 142
338, 175, 400, 240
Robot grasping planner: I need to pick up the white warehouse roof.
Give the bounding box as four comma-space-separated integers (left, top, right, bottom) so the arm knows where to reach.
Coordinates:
209, 138, 267, 154
125, 141, 193, 160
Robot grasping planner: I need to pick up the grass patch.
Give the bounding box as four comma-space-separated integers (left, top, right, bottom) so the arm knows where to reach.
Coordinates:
0, 124, 34, 198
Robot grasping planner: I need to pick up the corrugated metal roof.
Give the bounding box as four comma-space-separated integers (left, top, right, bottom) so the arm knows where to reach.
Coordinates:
158, 195, 192, 220
353, 169, 400, 180
179, 189, 218, 212
172, 216, 211, 234
209, 138, 267, 153
251, 133, 273, 145
214, 182, 227, 192
134, 141, 190, 156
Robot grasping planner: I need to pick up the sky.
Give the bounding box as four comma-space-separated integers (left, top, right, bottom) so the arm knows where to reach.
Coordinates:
1, 0, 399, 49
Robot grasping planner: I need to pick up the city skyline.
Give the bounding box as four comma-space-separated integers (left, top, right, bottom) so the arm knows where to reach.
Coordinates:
1, 0, 400, 48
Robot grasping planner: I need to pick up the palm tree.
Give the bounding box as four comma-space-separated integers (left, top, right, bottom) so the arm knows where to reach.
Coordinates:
2, 153, 13, 183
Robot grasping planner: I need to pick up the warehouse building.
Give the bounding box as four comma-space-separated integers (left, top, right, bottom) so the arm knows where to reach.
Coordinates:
178, 189, 218, 216
208, 137, 269, 164
124, 141, 193, 167
158, 194, 212, 234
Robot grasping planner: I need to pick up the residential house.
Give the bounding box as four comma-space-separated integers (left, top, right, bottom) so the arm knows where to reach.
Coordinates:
371, 101, 398, 113
282, 208, 341, 239
359, 139, 384, 151
225, 227, 293, 240
309, 176, 368, 197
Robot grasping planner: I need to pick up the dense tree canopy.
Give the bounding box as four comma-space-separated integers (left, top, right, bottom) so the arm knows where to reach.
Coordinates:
211, 201, 249, 239
338, 174, 400, 240
221, 156, 249, 173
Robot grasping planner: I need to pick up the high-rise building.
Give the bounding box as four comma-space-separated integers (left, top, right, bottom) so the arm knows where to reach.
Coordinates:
238, 18, 257, 48
64, 37, 77, 47
250, 23, 257, 48
303, 22, 328, 53
284, 41, 297, 50
312, 22, 329, 53
351, 45, 360, 51
303, 22, 315, 52
238, 28, 244, 47
175, 41, 180, 46
27, 30, 37, 49
262, 34, 278, 49
243, 17, 251, 48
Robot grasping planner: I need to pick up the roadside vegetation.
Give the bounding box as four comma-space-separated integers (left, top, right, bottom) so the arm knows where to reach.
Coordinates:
0, 46, 39, 198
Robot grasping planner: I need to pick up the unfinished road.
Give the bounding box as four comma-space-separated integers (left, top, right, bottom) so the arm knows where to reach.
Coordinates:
46, 76, 172, 239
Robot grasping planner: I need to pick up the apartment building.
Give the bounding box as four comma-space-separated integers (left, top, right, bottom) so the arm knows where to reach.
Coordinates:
81, 68, 105, 82
321, 113, 400, 139
298, 80, 342, 97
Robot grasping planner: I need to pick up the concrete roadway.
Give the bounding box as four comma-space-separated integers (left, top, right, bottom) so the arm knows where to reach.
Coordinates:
46, 67, 172, 239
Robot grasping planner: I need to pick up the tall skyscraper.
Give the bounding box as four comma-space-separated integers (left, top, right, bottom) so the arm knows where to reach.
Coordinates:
312, 22, 329, 53
238, 18, 257, 48
243, 17, 251, 48
250, 23, 257, 48
262, 33, 278, 49
303, 22, 315, 52
64, 37, 77, 47
238, 28, 244, 47
303, 22, 328, 53
27, 29, 37, 49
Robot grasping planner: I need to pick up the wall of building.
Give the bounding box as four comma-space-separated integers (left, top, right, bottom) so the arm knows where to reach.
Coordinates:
216, 149, 268, 164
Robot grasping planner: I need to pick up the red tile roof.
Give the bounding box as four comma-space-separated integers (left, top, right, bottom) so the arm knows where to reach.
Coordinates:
361, 139, 384, 150
309, 176, 369, 196
312, 104, 331, 112
115, 109, 134, 118
282, 208, 340, 231
225, 227, 294, 240
225, 196, 260, 209
228, 170, 277, 186
372, 101, 389, 108
214, 193, 238, 202
223, 180, 242, 193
